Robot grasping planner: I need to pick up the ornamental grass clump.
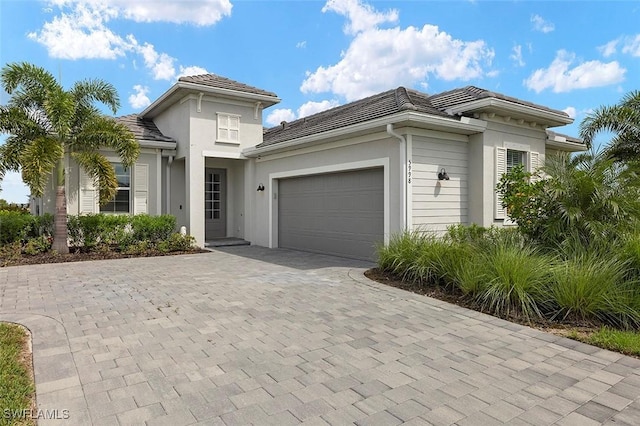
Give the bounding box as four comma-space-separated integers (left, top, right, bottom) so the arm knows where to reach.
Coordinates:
377, 230, 469, 286
476, 242, 552, 321
549, 255, 640, 328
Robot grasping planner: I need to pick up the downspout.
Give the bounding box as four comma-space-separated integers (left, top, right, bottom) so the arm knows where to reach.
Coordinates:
166, 155, 174, 214
386, 124, 408, 231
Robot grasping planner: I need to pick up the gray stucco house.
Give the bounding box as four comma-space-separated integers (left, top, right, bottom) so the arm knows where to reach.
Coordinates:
33, 74, 585, 260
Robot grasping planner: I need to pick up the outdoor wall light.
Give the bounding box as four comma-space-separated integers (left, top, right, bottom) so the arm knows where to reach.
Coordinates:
438, 168, 450, 181
257, 183, 265, 191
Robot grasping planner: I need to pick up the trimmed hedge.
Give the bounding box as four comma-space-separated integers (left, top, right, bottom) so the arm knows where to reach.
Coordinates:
0, 211, 53, 244
67, 214, 177, 249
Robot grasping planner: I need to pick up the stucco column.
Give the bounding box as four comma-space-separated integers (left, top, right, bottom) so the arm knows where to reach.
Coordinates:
186, 153, 205, 247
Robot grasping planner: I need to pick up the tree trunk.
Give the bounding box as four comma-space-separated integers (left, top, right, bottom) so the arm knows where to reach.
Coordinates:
52, 186, 69, 254
52, 156, 69, 254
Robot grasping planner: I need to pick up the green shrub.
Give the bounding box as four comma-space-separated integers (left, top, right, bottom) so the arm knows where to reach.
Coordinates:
0, 242, 22, 264
22, 236, 52, 255
0, 211, 53, 245
445, 223, 488, 244
67, 214, 177, 250
130, 214, 175, 243
157, 233, 195, 253
549, 255, 640, 328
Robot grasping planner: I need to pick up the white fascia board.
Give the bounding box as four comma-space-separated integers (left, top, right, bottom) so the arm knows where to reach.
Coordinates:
140, 82, 281, 118
138, 139, 177, 150
445, 98, 573, 126
546, 138, 588, 152
243, 112, 487, 158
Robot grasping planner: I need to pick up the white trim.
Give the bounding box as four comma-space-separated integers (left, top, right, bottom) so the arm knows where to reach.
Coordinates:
406, 134, 413, 231
138, 140, 177, 150
202, 150, 247, 160
268, 158, 390, 249
445, 98, 573, 126
156, 150, 162, 215
545, 139, 588, 151
216, 112, 241, 145
140, 81, 280, 118
244, 111, 487, 157
255, 132, 390, 163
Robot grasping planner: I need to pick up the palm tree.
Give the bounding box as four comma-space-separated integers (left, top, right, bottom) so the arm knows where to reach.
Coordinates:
580, 91, 640, 161
0, 62, 139, 253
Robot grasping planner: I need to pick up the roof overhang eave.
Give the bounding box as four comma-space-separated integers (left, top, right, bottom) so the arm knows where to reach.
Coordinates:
140, 82, 281, 118
445, 98, 573, 127
138, 139, 177, 150
243, 112, 487, 158
546, 137, 588, 152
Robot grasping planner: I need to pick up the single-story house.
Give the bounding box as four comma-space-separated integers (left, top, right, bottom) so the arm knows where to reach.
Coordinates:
33, 74, 585, 261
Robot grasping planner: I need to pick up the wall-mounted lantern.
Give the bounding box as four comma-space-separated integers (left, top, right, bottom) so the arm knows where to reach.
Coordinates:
438, 168, 450, 181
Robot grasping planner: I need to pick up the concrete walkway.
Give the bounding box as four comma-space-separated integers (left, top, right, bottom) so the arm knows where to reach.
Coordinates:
1, 246, 639, 426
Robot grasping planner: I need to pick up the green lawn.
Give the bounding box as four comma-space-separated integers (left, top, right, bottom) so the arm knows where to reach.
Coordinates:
0, 323, 35, 426
570, 327, 640, 357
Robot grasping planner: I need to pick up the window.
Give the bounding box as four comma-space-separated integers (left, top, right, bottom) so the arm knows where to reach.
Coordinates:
506, 149, 525, 173
100, 163, 130, 213
217, 113, 240, 143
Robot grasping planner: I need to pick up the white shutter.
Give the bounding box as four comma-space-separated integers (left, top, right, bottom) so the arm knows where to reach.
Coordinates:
529, 151, 541, 182
495, 147, 507, 220
79, 169, 98, 214
134, 164, 148, 214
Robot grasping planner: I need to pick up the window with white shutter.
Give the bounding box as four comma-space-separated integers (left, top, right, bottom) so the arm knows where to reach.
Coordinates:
79, 169, 98, 214
495, 147, 507, 219
134, 164, 148, 214
216, 113, 240, 144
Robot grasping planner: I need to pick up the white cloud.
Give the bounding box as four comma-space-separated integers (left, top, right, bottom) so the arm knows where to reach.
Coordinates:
524, 50, 626, 93
296, 41, 307, 48
622, 34, 640, 56
562, 106, 577, 119
301, 21, 494, 101
128, 84, 151, 109
28, 3, 126, 59
137, 42, 176, 80
297, 100, 340, 118
29, 1, 220, 80
265, 109, 297, 127
322, 0, 398, 35
265, 99, 340, 126
598, 39, 619, 57
48, 0, 232, 26
177, 66, 208, 78
510, 45, 525, 67
531, 14, 554, 33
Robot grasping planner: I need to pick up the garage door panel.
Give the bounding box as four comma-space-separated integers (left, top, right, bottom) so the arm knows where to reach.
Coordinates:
278, 168, 383, 261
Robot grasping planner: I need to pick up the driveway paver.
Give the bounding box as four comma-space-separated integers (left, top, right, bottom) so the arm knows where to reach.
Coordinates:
1, 246, 640, 425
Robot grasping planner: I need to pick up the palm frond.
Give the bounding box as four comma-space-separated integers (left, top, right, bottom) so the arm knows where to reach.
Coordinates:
73, 116, 139, 167
19, 136, 63, 197
72, 152, 118, 204
72, 79, 120, 114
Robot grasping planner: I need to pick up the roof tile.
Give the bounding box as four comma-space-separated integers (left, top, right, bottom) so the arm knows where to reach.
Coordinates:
116, 114, 175, 143
178, 74, 278, 98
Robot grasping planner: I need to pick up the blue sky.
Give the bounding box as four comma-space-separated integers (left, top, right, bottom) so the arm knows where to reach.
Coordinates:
1, 0, 639, 203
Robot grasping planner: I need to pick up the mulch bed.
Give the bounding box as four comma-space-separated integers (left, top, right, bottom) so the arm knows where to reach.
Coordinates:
1, 247, 209, 267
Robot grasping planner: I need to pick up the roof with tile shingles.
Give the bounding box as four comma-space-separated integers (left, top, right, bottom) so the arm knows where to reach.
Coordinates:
260, 85, 572, 147
428, 86, 570, 117
116, 114, 175, 143
260, 87, 451, 148
178, 74, 278, 98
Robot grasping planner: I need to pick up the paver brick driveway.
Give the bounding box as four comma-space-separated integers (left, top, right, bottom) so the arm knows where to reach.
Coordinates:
1, 246, 640, 425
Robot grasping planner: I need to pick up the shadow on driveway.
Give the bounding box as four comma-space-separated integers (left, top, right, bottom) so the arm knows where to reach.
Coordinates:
211, 245, 376, 271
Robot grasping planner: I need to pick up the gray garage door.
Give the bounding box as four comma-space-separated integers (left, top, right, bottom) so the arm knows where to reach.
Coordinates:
278, 168, 384, 261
